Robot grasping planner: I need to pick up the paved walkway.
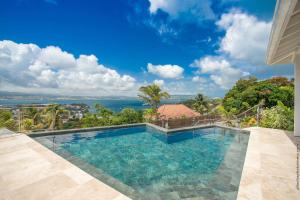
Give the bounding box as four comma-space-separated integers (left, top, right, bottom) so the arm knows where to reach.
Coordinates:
237, 127, 300, 200
0, 129, 131, 200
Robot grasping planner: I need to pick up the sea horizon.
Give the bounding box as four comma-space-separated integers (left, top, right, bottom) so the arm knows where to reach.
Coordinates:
0, 95, 192, 112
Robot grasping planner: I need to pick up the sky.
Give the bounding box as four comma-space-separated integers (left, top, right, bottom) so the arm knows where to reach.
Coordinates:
0, 0, 294, 97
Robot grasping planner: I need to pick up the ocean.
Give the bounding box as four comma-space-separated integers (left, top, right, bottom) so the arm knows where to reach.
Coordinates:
0, 98, 186, 112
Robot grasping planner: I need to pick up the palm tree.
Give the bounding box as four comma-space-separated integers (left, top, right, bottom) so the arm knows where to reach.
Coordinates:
45, 104, 68, 130
23, 107, 38, 119
138, 84, 170, 118
32, 111, 42, 125
192, 94, 209, 114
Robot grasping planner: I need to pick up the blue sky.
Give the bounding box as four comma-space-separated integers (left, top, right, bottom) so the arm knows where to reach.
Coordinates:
0, 0, 294, 97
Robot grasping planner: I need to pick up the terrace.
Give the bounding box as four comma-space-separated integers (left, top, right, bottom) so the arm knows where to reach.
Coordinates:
1, 0, 300, 199
1, 122, 300, 199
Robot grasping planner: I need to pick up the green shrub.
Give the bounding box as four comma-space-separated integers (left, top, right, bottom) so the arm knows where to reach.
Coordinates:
3, 119, 17, 131
260, 101, 294, 131
118, 108, 143, 124
23, 118, 33, 130
143, 108, 156, 122
0, 110, 13, 127
62, 119, 81, 129
80, 114, 100, 128
241, 117, 257, 128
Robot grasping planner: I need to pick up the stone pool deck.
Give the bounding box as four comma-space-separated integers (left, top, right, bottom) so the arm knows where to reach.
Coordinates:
0, 129, 131, 200
0, 127, 299, 199
237, 127, 300, 200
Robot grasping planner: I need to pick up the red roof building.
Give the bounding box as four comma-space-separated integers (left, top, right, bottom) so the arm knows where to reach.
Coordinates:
157, 104, 200, 120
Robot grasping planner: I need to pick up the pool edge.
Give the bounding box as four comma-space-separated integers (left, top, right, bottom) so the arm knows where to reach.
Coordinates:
28, 123, 250, 138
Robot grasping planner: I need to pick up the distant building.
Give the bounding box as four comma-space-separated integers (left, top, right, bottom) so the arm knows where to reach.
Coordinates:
63, 103, 89, 120
74, 112, 83, 119
157, 104, 200, 120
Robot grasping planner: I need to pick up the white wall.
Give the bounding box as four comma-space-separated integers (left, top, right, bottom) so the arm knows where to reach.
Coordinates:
295, 53, 300, 136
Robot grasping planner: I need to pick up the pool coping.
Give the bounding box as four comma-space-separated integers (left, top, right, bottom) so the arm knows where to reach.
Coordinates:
28, 122, 250, 138
147, 122, 250, 134
28, 123, 146, 137
236, 127, 300, 199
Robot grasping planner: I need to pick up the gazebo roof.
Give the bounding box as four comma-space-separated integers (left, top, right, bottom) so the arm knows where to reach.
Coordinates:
267, 0, 300, 65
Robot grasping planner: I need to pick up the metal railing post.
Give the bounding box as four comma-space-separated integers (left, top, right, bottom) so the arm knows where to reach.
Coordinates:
52, 136, 56, 151
18, 110, 21, 132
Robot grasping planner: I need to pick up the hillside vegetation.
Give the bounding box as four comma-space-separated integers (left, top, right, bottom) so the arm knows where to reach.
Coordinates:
0, 76, 295, 132
223, 76, 294, 114
183, 76, 294, 131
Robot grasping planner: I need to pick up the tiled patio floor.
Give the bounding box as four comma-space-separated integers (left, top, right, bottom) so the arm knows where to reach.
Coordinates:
0, 129, 131, 200
237, 127, 300, 200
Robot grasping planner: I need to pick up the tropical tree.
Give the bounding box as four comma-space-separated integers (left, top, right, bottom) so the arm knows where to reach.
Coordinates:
22, 107, 38, 119
45, 104, 68, 130
223, 76, 294, 113
138, 84, 170, 118
80, 105, 144, 127
21, 107, 44, 128
182, 93, 210, 114
81, 114, 99, 128
192, 94, 209, 114
95, 104, 114, 125
118, 108, 143, 124
32, 111, 44, 126
95, 104, 113, 118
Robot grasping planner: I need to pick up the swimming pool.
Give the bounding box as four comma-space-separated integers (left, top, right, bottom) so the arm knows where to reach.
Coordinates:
34, 125, 249, 200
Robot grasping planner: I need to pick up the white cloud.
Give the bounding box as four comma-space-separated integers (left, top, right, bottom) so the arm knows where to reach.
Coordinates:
153, 79, 164, 87
191, 56, 231, 73
158, 79, 223, 97
217, 10, 272, 65
188, 10, 271, 91
0, 40, 136, 96
148, 0, 215, 22
145, 18, 179, 38
192, 76, 207, 83
191, 56, 249, 89
39, 46, 76, 69
147, 63, 184, 79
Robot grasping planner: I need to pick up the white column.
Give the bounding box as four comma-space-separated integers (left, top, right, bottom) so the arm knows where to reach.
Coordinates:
295, 53, 300, 136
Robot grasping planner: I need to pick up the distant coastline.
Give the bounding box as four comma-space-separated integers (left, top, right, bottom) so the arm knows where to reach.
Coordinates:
0, 92, 193, 112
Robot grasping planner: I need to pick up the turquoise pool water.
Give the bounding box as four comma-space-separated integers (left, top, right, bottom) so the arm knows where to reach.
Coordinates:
35, 125, 249, 200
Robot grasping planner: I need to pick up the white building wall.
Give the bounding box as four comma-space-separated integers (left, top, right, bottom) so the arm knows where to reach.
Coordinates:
295, 53, 300, 136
